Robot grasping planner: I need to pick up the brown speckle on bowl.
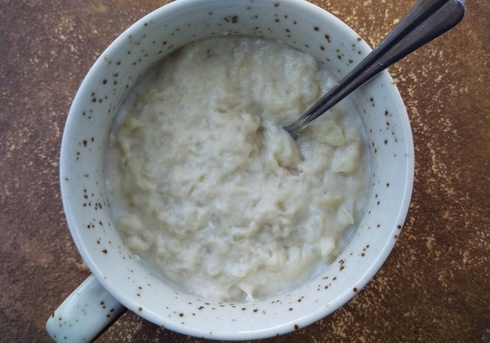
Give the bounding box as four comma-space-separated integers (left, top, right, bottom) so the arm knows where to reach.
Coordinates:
339, 259, 346, 271
224, 15, 239, 24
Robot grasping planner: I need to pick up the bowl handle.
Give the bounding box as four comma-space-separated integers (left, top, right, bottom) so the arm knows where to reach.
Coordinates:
46, 275, 126, 342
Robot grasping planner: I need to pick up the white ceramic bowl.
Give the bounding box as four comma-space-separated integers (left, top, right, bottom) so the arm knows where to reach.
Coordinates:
48, 0, 413, 341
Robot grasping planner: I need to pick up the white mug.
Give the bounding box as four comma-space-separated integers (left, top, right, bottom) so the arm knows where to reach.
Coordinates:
46, 0, 414, 341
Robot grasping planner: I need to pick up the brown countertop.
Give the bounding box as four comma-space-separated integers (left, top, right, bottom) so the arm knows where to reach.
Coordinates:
1, 0, 489, 342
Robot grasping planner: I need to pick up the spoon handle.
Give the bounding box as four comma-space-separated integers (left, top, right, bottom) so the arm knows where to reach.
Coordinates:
284, 0, 465, 138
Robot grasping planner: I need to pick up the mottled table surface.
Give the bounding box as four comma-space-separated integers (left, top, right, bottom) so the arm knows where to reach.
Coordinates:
1, 0, 489, 342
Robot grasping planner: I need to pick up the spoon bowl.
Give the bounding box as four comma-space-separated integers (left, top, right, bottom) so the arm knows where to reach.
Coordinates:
48, 0, 416, 340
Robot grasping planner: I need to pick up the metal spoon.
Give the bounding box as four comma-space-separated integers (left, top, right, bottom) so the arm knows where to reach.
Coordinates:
284, 0, 465, 138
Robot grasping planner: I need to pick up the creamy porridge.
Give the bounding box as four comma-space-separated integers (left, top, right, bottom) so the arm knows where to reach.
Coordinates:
106, 36, 367, 302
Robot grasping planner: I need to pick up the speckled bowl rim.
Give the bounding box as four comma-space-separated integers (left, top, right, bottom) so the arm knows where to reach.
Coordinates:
59, 0, 414, 340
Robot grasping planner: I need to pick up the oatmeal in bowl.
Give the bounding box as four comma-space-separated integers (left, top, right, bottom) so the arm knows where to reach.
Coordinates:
107, 36, 368, 302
